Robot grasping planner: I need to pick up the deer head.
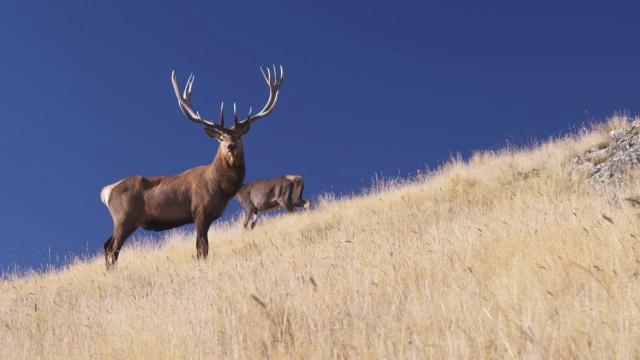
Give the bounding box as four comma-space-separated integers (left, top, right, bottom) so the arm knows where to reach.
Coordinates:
171, 66, 284, 164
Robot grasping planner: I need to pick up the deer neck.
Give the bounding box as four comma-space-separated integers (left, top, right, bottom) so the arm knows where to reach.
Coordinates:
209, 147, 246, 196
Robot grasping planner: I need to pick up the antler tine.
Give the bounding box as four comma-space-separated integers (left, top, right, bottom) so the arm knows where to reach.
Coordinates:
236, 65, 284, 126
182, 73, 191, 100
260, 67, 270, 84
186, 73, 195, 99
171, 71, 232, 134
219, 102, 225, 128
233, 103, 238, 126
272, 64, 277, 85
172, 71, 199, 122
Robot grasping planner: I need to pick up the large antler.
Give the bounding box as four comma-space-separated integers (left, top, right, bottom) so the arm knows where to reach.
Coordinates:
171, 71, 233, 134
171, 66, 284, 133
235, 65, 284, 127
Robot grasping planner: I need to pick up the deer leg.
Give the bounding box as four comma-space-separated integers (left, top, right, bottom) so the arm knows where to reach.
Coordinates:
242, 208, 254, 229
105, 222, 137, 270
250, 210, 260, 229
195, 219, 211, 260
103, 235, 114, 269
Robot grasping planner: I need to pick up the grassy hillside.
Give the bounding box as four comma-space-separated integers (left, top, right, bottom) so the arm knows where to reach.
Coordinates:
3, 116, 640, 359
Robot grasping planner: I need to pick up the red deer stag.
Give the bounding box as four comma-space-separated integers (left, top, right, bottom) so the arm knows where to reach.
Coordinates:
100, 66, 284, 269
235, 175, 311, 229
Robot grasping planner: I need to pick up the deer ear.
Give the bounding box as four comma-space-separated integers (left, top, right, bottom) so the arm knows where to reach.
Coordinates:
236, 122, 251, 136
203, 128, 222, 140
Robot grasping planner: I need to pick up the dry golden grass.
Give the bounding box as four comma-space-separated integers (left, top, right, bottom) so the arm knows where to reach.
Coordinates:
3, 115, 640, 359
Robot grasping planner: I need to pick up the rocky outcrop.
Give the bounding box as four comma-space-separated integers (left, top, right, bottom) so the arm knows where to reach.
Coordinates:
570, 120, 640, 188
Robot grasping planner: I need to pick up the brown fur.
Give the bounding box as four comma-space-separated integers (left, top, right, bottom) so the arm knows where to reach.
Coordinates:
101, 67, 283, 269
235, 175, 311, 229
101, 133, 247, 269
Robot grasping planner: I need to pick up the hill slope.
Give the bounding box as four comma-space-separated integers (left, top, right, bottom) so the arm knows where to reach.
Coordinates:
2, 116, 640, 359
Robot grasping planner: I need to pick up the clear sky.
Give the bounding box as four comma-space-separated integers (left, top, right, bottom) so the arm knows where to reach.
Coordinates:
1, 0, 638, 271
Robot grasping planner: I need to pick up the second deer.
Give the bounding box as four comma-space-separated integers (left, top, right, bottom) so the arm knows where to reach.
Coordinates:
235, 175, 311, 229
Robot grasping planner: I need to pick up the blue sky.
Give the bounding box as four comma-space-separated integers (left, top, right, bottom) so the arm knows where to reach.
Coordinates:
1, 1, 639, 271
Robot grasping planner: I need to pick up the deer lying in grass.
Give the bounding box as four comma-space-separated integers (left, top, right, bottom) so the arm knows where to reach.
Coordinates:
235, 175, 311, 229
100, 66, 284, 269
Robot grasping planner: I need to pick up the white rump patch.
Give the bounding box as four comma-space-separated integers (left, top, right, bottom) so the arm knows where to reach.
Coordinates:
100, 180, 123, 208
